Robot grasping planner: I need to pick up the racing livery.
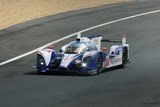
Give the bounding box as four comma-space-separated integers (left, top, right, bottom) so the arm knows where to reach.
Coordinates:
37, 34, 130, 75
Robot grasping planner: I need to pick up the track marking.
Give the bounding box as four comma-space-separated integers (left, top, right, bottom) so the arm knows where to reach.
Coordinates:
0, 9, 160, 66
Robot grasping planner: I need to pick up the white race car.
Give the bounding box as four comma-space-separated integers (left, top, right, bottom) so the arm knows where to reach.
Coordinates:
37, 34, 130, 75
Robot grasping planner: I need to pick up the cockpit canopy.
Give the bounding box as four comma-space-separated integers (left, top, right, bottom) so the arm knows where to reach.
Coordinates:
63, 41, 97, 54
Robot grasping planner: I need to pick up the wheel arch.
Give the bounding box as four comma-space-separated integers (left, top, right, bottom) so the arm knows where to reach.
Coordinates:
98, 52, 106, 62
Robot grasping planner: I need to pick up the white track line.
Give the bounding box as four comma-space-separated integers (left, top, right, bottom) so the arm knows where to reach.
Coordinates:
0, 9, 160, 66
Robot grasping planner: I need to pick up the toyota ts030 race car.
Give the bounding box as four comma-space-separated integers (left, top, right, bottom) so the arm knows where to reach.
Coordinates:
37, 34, 130, 75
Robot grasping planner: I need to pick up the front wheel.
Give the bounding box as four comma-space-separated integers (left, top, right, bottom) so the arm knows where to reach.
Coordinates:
96, 55, 103, 74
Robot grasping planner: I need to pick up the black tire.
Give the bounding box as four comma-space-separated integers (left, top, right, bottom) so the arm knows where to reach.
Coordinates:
121, 48, 128, 68
96, 54, 103, 74
37, 71, 46, 75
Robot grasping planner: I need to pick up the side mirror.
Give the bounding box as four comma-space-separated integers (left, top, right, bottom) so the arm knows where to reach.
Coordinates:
59, 49, 63, 53
109, 55, 115, 58
59, 44, 68, 53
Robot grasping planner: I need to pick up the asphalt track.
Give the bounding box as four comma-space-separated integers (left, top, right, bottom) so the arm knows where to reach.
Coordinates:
1, 0, 160, 107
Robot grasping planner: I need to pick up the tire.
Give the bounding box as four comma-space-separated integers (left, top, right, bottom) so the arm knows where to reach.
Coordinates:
37, 71, 44, 75
37, 71, 46, 75
121, 48, 128, 68
96, 54, 103, 74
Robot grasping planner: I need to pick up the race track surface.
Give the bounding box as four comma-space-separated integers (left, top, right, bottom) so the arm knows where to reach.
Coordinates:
1, 0, 160, 107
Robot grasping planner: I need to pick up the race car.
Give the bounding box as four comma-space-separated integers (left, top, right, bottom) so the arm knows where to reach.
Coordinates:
36, 33, 130, 75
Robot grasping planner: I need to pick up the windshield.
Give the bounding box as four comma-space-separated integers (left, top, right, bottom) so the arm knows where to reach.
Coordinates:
64, 42, 88, 54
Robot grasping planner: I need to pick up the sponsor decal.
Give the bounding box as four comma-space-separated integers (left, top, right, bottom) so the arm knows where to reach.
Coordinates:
62, 55, 74, 63
62, 57, 70, 62
115, 58, 121, 63
75, 59, 81, 64
104, 57, 109, 68
110, 57, 121, 64
92, 39, 99, 44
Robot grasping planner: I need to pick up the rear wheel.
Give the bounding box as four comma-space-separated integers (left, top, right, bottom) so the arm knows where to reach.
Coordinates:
121, 48, 128, 68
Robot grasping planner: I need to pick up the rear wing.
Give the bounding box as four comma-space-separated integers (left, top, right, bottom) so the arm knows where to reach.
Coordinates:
76, 33, 127, 51
101, 35, 127, 45
101, 39, 122, 43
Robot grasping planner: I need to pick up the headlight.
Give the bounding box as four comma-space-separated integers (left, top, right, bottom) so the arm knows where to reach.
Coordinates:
39, 58, 45, 65
37, 54, 46, 66
82, 63, 87, 67
40, 62, 45, 65
82, 56, 92, 67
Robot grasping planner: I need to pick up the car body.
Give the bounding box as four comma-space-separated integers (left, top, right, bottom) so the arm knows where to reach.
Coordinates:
37, 34, 130, 75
